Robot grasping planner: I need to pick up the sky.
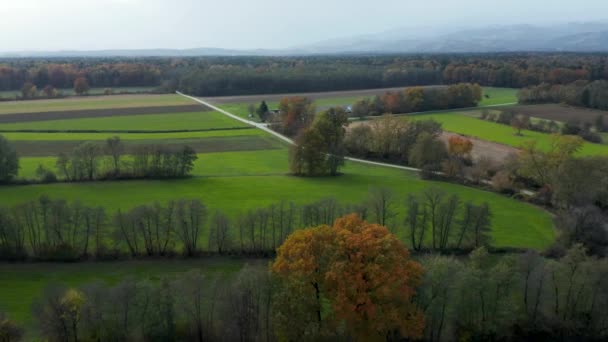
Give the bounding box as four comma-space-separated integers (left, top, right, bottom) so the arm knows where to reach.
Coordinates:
1, 0, 608, 52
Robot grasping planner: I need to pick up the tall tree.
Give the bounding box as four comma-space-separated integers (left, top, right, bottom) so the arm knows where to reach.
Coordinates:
73, 77, 90, 95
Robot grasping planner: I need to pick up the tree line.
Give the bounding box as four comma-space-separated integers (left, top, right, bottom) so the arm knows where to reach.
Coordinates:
4, 53, 608, 97
270, 84, 479, 177
2, 219, 607, 341
0, 188, 493, 262
0, 135, 198, 184
487, 134, 608, 256
518, 80, 608, 111
0, 60, 161, 94
350, 83, 482, 118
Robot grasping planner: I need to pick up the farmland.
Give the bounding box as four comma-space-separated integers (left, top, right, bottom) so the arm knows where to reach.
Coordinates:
0, 94, 191, 115
409, 110, 608, 156
0, 90, 558, 329
502, 103, 608, 124
214, 86, 518, 121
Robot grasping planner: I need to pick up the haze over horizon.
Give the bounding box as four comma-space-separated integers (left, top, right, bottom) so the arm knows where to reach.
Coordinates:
2, 0, 608, 52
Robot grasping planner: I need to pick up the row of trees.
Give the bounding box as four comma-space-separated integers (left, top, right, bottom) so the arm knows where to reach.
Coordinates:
491, 134, 608, 256
11, 220, 607, 341
345, 115, 450, 171
479, 109, 604, 143
351, 83, 482, 118
518, 80, 608, 111
0, 188, 494, 261
0, 61, 161, 92
52, 137, 197, 182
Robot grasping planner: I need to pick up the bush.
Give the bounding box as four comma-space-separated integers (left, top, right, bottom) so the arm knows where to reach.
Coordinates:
578, 130, 603, 143
491, 170, 516, 194
37, 243, 81, 262
0, 312, 23, 342
35, 164, 57, 183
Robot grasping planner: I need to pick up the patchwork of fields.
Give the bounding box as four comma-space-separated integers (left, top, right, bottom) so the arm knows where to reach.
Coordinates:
409, 109, 608, 156
0, 90, 557, 326
214, 87, 518, 121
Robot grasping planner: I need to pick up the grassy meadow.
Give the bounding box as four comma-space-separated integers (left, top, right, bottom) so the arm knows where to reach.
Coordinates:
410, 111, 608, 156
0, 94, 191, 115
0, 111, 247, 131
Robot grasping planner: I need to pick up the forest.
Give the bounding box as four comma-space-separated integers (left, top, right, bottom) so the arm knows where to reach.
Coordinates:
3, 53, 608, 97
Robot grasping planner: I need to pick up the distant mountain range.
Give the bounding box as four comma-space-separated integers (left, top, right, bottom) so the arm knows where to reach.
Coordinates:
3, 22, 608, 57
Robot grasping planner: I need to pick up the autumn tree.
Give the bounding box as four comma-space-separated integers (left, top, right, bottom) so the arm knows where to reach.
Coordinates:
43, 85, 57, 98
73, 77, 90, 95
278, 96, 315, 136
408, 132, 448, 170
20, 82, 37, 99
272, 214, 424, 341
447, 135, 473, 160
290, 107, 348, 176
517, 134, 583, 187
511, 114, 530, 136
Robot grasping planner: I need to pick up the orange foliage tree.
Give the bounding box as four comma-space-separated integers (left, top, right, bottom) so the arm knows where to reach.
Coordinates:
278, 96, 315, 136
272, 214, 424, 341
447, 135, 473, 159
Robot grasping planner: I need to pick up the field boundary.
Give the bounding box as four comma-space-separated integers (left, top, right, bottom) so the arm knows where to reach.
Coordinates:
0, 126, 254, 134
0, 104, 209, 123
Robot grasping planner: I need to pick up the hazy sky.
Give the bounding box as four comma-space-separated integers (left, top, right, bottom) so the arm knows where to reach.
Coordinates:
1, 0, 608, 51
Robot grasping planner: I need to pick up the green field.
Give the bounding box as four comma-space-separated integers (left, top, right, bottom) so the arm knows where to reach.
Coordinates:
2, 127, 264, 141
411, 111, 608, 156
0, 94, 191, 115
5, 151, 554, 250
0, 111, 248, 131
0, 86, 158, 99
479, 87, 518, 106
0, 258, 250, 324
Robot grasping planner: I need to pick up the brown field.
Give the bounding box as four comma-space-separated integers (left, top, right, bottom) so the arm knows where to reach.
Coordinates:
0, 105, 207, 124
439, 132, 518, 162
203, 86, 445, 104
503, 104, 608, 124
14, 135, 281, 157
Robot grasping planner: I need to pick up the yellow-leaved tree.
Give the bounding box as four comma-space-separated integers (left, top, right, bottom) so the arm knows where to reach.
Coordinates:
272, 214, 424, 341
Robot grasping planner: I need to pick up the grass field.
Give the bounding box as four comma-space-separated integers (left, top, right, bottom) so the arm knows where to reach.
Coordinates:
479, 87, 518, 106
410, 111, 608, 156
0, 111, 248, 131
1, 127, 266, 141
0, 94, 191, 115
0, 258, 252, 325
5, 151, 555, 250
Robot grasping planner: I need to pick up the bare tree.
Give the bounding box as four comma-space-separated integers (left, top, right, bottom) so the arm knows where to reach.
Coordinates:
367, 187, 397, 229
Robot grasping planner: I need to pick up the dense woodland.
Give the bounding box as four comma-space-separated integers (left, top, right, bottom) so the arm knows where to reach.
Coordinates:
2, 222, 607, 341
3, 53, 608, 96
